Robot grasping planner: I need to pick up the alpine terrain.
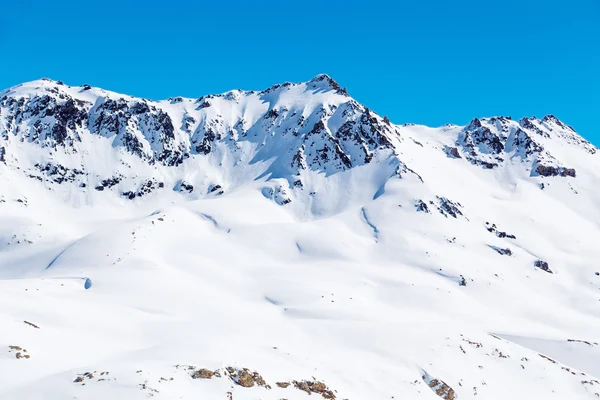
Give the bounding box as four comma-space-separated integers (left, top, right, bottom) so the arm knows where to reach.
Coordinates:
1, 75, 599, 399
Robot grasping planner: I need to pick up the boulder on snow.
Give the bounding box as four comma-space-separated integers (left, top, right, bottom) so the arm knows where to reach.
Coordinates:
534, 260, 553, 273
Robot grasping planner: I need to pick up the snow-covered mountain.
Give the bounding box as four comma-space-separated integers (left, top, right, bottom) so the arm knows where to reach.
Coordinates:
1, 75, 600, 399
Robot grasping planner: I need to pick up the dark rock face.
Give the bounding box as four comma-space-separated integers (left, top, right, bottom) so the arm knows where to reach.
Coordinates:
208, 184, 223, 196
33, 163, 85, 184
485, 222, 516, 239
0, 93, 90, 148
457, 118, 506, 168
534, 260, 553, 273
535, 164, 576, 178
445, 146, 461, 159
436, 197, 463, 218
92, 98, 184, 165
178, 181, 194, 193
121, 179, 164, 199
95, 176, 122, 191
415, 200, 430, 213
0, 78, 416, 197
0, 146, 5, 162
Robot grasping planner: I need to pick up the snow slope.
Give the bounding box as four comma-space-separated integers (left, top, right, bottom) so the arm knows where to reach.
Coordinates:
0, 75, 600, 399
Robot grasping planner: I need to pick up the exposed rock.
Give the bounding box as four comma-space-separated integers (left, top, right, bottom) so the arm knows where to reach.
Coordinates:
208, 184, 223, 195
485, 222, 516, 239
534, 260, 552, 273
8, 345, 30, 359
178, 181, 194, 193
293, 380, 336, 399
489, 246, 512, 256
34, 162, 85, 184
191, 368, 215, 379
445, 146, 461, 159
95, 176, 122, 191
435, 196, 464, 218
423, 375, 456, 400
535, 164, 576, 178
415, 200, 430, 213
23, 320, 40, 329
225, 367, 270, 389
122, 179, 164, 199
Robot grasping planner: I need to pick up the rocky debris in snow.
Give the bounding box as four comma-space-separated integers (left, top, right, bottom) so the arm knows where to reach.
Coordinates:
276, 381, 291, 388
0, 146, 5, 162
73, 371, 110, 384
489, 246, 513, 256
567, 339, 598, 346
539, 354, 557, 364
225, 367, 270, 389
459, 275, 467, 286
95, 176, 122, 191
6, 234, 34, 246
485, 222, 516, 239
23, 320, 39, 329
8, 345, 30, 359
138, 381, 159, 394
292, 380, 336, 399
534, 260, 553, 273
422, 374, 456, 400
33, 162, 86, 184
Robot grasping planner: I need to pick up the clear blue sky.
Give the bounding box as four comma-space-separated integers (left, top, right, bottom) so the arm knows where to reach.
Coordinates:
1, 1, 598, 142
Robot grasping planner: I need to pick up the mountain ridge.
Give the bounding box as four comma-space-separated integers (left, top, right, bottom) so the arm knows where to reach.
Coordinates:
0, 75, 595, 215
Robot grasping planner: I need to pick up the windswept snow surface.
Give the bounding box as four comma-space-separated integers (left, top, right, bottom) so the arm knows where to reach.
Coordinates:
0, 76, 600, 399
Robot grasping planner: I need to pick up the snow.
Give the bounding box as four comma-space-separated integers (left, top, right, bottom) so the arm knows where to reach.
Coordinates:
0, 75, 600, 399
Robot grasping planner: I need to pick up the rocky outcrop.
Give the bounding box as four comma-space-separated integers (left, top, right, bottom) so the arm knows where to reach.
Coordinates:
535, 164, 576, 177
490, 245, 513, 256
534, 260, 552, 273
455, 116, 582, 178
422, 373, 456, 400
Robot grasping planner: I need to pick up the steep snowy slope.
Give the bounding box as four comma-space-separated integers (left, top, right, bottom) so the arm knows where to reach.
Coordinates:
1, 75, 600, 400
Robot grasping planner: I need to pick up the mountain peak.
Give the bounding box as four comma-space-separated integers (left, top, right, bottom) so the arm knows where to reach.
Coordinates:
307, 74, 347, 95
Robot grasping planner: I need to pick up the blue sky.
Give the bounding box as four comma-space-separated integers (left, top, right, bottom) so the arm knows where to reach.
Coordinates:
1, 0, 598, 142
